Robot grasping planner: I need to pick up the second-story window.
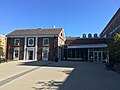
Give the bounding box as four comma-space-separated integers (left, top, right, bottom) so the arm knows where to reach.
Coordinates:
28, 38, 34, 46
43, 38, 49, 46
14, 39, 20, 46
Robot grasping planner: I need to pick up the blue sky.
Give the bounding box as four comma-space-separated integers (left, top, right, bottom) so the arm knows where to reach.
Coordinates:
0, 0, 120, 37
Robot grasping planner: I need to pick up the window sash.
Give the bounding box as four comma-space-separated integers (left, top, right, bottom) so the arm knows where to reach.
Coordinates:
43, 38, 49, 46
28, 38, 34, 46
14, 39, 20, 46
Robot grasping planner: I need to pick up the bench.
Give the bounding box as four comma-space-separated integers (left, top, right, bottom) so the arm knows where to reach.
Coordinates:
105, 61, 115, 70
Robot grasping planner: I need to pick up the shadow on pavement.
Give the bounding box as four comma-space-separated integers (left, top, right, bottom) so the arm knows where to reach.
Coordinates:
18, 61, 120, 90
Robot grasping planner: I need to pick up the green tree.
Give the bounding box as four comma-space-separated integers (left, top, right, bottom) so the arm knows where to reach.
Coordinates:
108, 33, 120, 64
0, 40, 4, 57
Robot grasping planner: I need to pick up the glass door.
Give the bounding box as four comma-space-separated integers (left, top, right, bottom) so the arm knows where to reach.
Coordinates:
93, 51, 102, 61
28, 50, 33, 60
98, 52, 102, 61
42, 48, 49, 61
13, 48, 19, 60
94, 51, 98, 61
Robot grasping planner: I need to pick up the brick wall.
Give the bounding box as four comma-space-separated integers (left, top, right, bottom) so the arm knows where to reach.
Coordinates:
6, 37, 24, 60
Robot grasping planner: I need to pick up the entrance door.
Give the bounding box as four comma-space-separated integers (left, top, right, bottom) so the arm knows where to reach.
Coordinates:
13, 48, 19, 60
93, 51, 102, 61
28, 50, 33, 60
42, 48, 49, 61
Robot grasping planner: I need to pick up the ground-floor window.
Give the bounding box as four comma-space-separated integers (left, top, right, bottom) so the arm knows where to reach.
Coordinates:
64, 48, 108, 62
64, 48, 88, 61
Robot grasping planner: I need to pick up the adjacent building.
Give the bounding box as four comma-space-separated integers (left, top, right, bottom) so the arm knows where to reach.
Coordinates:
100, 8, 120, 37
62, 35, 112, 62
0, 34, 7, 58
6, 28, 65, 61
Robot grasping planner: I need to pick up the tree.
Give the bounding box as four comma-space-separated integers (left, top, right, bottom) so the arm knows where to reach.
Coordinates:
108, 33, 120, 64
0, 40, 4, 57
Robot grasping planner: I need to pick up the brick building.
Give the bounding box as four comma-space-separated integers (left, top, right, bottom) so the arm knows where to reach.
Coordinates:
100, 8, 120, 37
6, 28, 65, 61
63, 35, 112, 62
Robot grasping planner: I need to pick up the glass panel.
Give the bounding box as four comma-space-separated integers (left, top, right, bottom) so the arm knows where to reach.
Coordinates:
29, 39, 33, 45
98, 52, 102, 61
94, 48, 101, 51
43, 38, 49, 46
15, 50, 18, 58
28, 38, 34, 46
28, 51, 33, 60
94, 52, 97, 61
89, 52, 93, 60
76, 49, 79, 58
72, 49, 75, 58
68, 49, 72, 58
42, 48, 49, 58
14, 39, 20, 46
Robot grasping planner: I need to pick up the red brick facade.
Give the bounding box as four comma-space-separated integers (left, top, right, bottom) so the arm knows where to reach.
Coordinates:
7, 37, 58, 61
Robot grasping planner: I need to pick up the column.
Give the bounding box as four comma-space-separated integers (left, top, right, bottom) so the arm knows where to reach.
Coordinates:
24, 37, 27, 60
35, 37, 38, 60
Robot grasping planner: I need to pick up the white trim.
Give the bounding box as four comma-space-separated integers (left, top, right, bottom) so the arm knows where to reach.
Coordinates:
109, 24, 120, 35
35, 37, 38, 60
28, 38, 34, 46
24, 37, 27, 60
13, 48, 20, 60
43, 38, 49, 46
93, 51, 102, 61
7, 34, 58, 38
26, 48, 35, 60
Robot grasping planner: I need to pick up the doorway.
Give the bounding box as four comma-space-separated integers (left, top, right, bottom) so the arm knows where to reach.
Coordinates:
28, 50, 34, 60
42, 48, 49, 61
93, 51, 102, 61
13, 48, 19, 60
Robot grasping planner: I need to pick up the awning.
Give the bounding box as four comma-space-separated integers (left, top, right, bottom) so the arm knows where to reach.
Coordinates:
67, 44, 108, 48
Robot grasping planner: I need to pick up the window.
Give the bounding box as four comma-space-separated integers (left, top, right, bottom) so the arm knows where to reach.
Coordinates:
28, 38, 34, 46
43, 38, 49, 46
14, 39, 20, 46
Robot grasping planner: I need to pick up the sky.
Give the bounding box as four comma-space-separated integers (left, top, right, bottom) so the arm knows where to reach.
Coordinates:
0, 0, 120, 37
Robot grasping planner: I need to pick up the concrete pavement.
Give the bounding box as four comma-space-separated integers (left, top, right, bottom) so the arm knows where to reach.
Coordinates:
0, 60, 120, 90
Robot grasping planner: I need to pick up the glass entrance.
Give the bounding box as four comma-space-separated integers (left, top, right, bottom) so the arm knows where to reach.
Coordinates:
93, 51, 102, 61
13, 48, 19, 60
28, 50, 33, 60
42, 48, 49, 61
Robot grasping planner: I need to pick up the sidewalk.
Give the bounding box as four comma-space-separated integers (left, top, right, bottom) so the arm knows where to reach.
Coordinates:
114, 64, 120, 74
0, 60, 53, 81
0, 60, 120, 90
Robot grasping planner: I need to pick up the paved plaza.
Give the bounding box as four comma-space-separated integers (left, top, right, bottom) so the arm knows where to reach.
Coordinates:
0, 60, 120, 90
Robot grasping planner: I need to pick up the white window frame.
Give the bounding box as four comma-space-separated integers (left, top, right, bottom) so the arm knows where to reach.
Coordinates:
14, 39, 20, 46
43, 38, 49, 46
13, 48, 19, 60
28, 38, 34, 46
